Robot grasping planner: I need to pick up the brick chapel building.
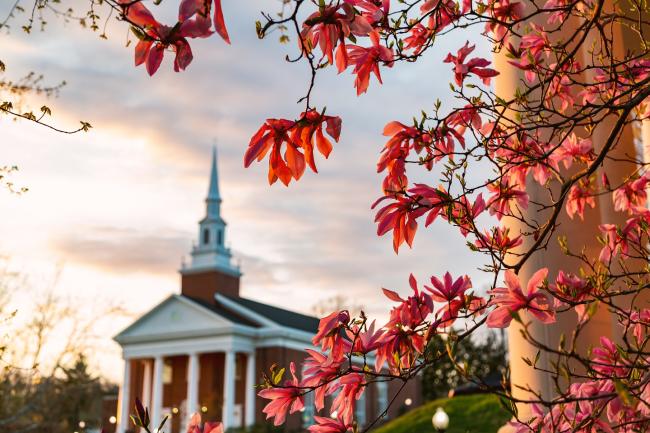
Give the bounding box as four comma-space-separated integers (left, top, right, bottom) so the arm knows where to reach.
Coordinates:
113, 149, 421, 433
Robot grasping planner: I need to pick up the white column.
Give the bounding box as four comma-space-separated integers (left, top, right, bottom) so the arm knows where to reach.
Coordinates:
187, 353, 200, 416
222, 351, 236, 429
142, 360, 153, 414
151, 355, 164, 431
118, 359, 131, 433
245, 352, 256, 427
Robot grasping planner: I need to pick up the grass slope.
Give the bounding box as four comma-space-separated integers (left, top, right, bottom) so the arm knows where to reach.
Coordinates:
372, 394, 510, 433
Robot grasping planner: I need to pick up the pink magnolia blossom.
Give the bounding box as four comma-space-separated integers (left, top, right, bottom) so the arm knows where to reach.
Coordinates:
330, 373, 365, 424
550, 271, 593, 324
487, 179, 529, 220
612, 173, 649, 213
258, 362, 305, 426
553, 133, 594, 170
403, 23, 431, 54
596, 214, 646, 262
372, 195, 426, 253
378, 121, 432, 194
374, 325, 427, 372
308, 416, 352, 433
592, 337, 629, 378
444, 41, 499, 86
474, 227, 523, 252
484, 0, 524, 41
121, 0, 226, 76
445, 193, 486, 237
421, 0, 467, 34
243, 110, 342, 186
347, 320, 383, 354
425, 272, 473, 324
345, 31, 394, 95
566, 179, 596, 220
383, 274, 434, 328
628, 309, 650, 347
487, 268, 555, 328
302, 349, 342, 411
312, 310, 352, 362
300, 3, 374, 71
186, 413, 223, 433
407, 184, 447, 227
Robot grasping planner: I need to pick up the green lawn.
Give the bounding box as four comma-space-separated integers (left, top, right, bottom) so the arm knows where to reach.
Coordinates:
372, 394, 511, 433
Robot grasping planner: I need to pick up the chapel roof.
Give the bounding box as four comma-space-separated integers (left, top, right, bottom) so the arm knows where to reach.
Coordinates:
219, 295, 320, 333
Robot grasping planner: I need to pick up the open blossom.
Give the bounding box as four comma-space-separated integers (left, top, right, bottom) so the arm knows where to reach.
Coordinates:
378, 121, 432, 194
186, 413, 223, 433
302, 349, 342, 410
592, 337, 629, 378
484, 0, 524, 41
372, 195, 427, 253
244, 110, 342, 186
312, 310, 351, 362
598, 207, 649, 262
330, 373, 365, 424
258, 362, 305, 426
545, 61, 578, 112
487, 268, 555, 328
374, 325, 427, 372
408, 184, 448, 226
446, 193, 486, 237
550, 271, 593, 324
425, 272, 474, 324
487, 179, 529, 220
421, 0, 469, 34
308, 416, 352, 433
444, 41, 499, 86
300, 3, 374, 71
552, 133, 594, 170
566, 178, 596, 220
474, 227, 523, 251
403, 23, 431, 54
612, 173, 650, 213
628, 309, 650, 347
347, 320, 383, 354
345, 31, 394, 95
447, 104, 483, 135
383, 274, 434, 328
121, 0, 228, 75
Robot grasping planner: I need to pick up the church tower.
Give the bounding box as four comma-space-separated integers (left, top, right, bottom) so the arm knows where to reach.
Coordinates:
180, 147, 241, 303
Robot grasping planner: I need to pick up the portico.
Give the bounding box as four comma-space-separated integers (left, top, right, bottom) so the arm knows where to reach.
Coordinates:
115, 293, 264, 433
118, 350, 256, 433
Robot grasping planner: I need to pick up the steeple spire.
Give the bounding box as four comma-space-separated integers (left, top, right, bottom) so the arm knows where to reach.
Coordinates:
181, 146, 240, 282
205, 145, 221, 209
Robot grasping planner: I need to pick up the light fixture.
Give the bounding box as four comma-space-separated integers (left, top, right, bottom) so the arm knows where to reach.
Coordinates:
201, 406, 208, 413
78, 421, 86, 429
172, 407, 179, 414
404, 398, 413, 406
109, 416, 117, 424
432, 407, 449, 433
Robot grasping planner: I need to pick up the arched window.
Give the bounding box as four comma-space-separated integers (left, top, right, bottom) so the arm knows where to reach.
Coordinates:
203, 228, 210, 245
217, 229, 223, 246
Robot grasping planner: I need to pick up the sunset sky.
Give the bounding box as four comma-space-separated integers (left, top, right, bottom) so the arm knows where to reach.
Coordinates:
1, 1, 492, 381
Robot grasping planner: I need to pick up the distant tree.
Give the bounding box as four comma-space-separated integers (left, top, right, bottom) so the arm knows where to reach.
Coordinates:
0, 259, 121, 432
311, 294, 363, 319
422, 330, 507, 400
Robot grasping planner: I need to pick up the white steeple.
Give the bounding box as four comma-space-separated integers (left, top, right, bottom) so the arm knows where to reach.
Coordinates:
182, 146, 240, 276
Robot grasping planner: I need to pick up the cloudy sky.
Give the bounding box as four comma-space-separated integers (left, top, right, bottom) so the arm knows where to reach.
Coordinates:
1, 1, 492, 380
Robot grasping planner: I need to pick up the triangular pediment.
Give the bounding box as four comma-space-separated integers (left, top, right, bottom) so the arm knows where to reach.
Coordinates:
114, 295, 234, 344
